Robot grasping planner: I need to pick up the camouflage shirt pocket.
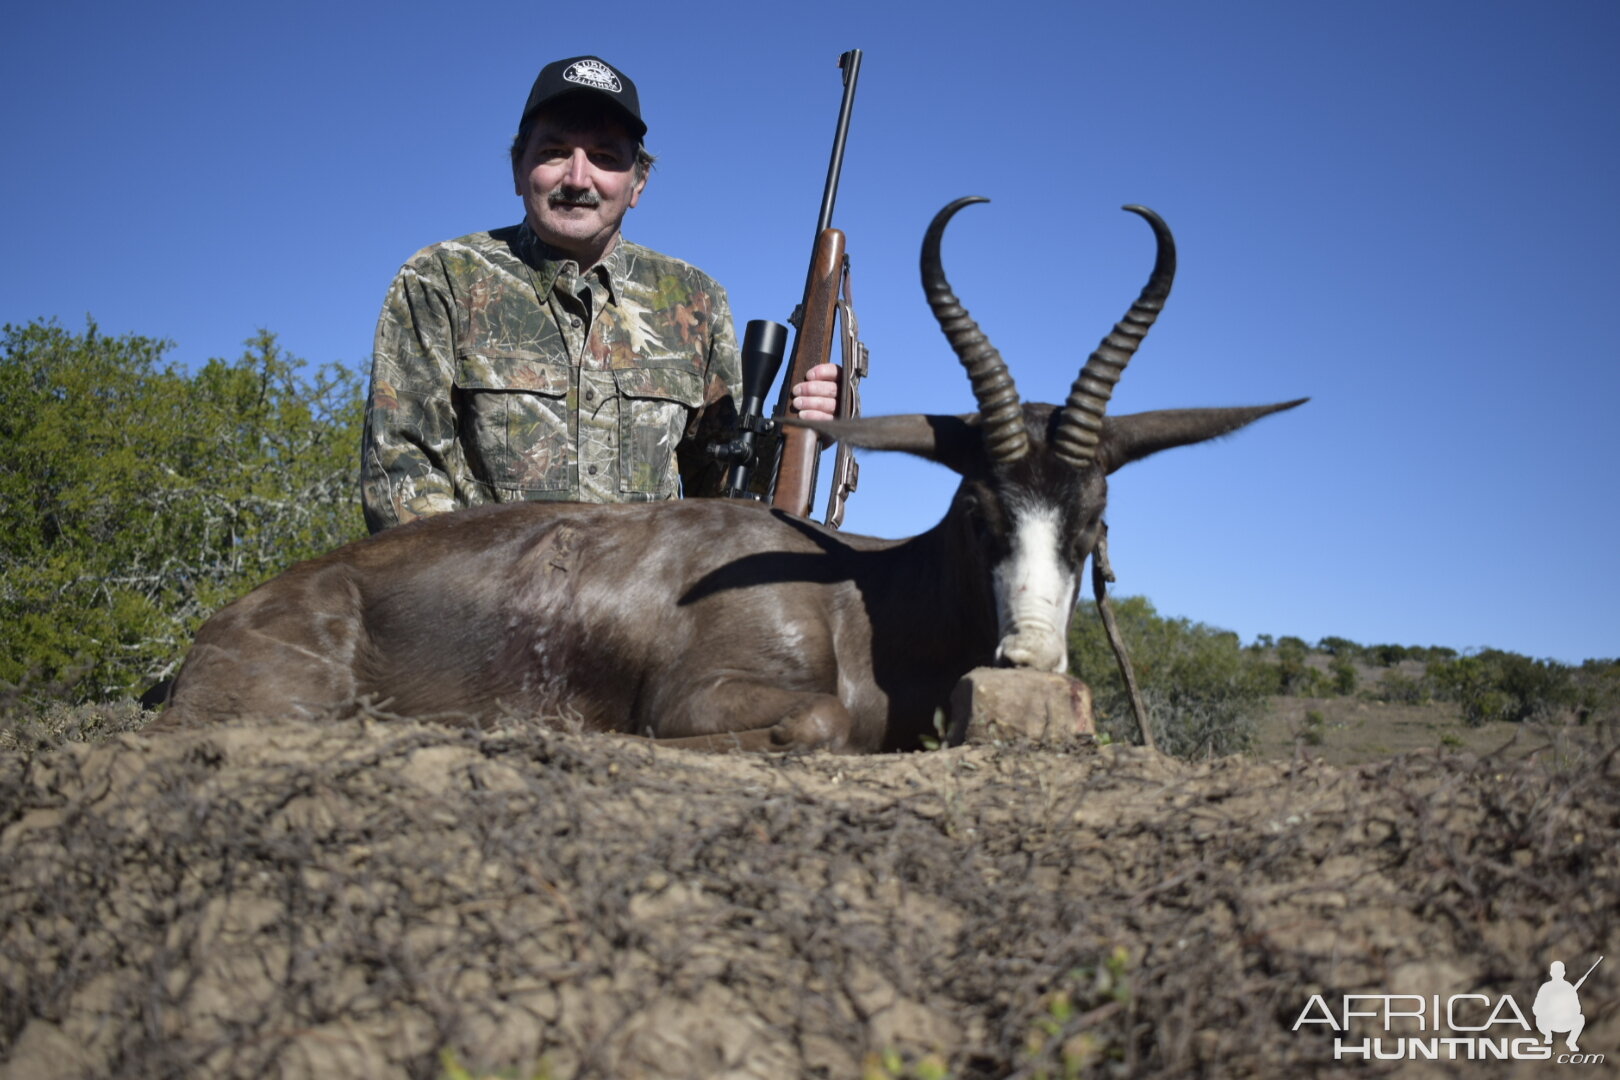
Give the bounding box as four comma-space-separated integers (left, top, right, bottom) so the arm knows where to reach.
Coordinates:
454, 353, 574, 495
614, 365, 705, 497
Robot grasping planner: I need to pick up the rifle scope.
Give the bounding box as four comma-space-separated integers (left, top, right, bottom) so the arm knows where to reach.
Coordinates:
711, 319, 789, 498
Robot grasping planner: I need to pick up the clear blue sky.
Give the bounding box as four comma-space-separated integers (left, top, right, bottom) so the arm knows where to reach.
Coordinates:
6, 0, 1617, 664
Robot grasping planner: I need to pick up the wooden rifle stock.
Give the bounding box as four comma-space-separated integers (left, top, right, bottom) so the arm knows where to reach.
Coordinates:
770, 226, 846, 518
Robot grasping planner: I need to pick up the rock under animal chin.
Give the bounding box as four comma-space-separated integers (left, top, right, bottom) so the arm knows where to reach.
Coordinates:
997, 634, 1068, 674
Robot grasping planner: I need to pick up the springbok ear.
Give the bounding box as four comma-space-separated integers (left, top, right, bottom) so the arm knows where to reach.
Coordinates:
1099, 399, 1308, 474
783, 414, 984, 475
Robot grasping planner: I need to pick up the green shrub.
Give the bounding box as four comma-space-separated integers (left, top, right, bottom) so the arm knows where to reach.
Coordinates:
1574, 659, 1620, 724
1070, 596, 1271, 759
0, 318, 364, 705
1316, 635, 1363, 660
1368, 643, 1411, 667
1369, 669, 1432, 706
1271, 635, 1318, 695
1328, 654, 1358, 695
1299, 709, 1326, 746
1427, 650, 1575, 727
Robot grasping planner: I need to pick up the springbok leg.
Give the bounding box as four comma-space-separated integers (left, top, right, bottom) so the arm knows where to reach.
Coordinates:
638, 687, 855, 753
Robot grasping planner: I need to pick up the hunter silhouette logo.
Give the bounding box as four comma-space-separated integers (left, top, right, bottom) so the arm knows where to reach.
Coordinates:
563, 59, 622, 94
1535, 956, 1602, 1053
1292, 953, 1606, 1063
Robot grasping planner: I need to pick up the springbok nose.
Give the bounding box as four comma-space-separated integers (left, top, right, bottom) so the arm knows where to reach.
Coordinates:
995, 627, 1070, 674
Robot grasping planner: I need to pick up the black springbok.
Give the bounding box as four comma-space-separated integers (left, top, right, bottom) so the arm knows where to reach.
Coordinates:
155, 197, 1304, 751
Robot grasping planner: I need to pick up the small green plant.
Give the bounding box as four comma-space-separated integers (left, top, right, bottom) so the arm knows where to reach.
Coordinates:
439, 1049, 555, 1080
862, 1047, 951, 1080
1021, 947, 1134, 1079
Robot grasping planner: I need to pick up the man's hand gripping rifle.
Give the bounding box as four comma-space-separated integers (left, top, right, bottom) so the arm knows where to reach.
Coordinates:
708, 49, 868, 527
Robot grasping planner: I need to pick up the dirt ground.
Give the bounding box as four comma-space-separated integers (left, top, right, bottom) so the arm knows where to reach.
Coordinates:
1, 707, 1616, 1079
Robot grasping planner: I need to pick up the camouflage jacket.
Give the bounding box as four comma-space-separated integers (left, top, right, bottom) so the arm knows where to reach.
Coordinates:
362, 224, 743, 532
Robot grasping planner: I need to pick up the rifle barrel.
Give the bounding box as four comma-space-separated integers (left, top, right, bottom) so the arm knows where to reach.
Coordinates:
815, 49, 862, 237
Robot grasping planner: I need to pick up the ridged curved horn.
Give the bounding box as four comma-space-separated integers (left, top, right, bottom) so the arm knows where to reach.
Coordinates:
922, 196, 1028, 464
1052, 205, 1177, 470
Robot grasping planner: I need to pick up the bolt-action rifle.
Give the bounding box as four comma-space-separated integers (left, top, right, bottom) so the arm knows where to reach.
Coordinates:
709, 49, 868, 527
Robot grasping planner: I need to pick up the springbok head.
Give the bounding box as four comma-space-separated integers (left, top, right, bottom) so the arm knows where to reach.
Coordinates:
797, 197, 1306, 674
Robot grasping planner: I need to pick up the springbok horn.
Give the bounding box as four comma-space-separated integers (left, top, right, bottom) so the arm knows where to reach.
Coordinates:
1052, 205, 1177, 470
922, 196, 1028, 465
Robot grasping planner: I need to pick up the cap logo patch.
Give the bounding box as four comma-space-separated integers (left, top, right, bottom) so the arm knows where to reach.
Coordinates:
563, 59, 623, 94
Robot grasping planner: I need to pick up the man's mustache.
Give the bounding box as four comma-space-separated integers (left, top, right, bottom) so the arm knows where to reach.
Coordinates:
548, 187, 601, 208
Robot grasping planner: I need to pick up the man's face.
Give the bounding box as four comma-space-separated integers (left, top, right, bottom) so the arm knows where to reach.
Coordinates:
513, 109, 646, 266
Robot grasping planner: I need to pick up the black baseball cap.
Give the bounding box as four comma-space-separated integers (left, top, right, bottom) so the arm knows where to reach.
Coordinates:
519, 56, 646, 139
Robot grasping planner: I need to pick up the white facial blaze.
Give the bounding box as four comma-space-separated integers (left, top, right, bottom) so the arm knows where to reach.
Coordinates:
991, 505, 1077, 673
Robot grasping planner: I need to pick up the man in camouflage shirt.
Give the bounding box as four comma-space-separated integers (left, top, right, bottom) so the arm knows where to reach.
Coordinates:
362, 55, 837, 532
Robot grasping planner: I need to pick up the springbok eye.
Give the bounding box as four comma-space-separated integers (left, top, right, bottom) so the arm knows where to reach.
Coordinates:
1066, 511, 1103, 558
